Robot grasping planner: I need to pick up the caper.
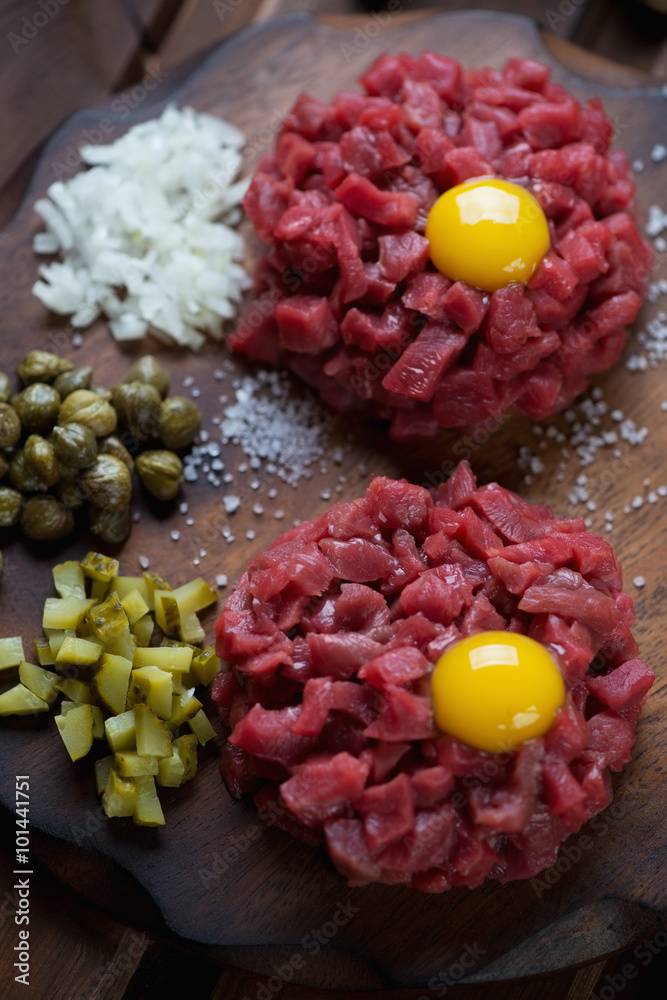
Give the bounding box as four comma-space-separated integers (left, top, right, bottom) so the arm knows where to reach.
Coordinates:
53, 365, 93, 398
136, 450, 182, 501
77, 454, 132, 510
156, 396, 201, 451
20, 495, 75, 541
0, 403, 21, 448
56, 468, 86, 510
13, 383, 61, 432
99, 434, 135, 473
0, 486, 24, 527
111, 382, 161, 442
88, 505, 131, 546
58, 389, 117, 436
16, 350, 73, 386
8, 451, 46, 493
51, 422, 98, 469
24, 435, 61, 487
124, 355, 170, 397
0, 373, 12, 403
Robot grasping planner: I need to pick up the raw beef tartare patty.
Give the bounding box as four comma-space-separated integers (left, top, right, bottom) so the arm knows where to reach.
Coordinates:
212, 463, 653, 890
232, 53, 652, 440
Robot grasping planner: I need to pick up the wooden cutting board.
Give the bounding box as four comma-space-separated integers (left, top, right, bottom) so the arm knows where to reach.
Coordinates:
1, 10, 667, 990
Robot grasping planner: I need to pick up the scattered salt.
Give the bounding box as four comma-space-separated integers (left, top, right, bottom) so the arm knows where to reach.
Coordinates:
216, 573, 228, 587
223, 495, 241, 514
138, 555, 150, 570
646, 205, 667, 238
220, 369, 333, 487
633, 575, 646, 588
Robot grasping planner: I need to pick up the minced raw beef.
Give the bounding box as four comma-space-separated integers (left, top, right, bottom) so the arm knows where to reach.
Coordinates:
232, 53, 652, 439
212, 462, 653, 890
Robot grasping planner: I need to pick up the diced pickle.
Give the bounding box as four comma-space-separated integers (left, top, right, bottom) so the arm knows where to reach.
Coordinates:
103, 626, 137, 660
55, 704, 94, 761
169, 688, 202, 726
94, 755, 114, 795
90, 579, 109, 603
102, 769, 139, 818
43, 597, 96, 630
0, 636, 25, 669
0, 683, 50, 715
171, 578, 218, 617
153, 590, 180, 636
56, 635, 103, 666
115, 750, 159, 777
133, 645, 193, 673
56, 677, 95, 704
90, 704, 105, 738
179, 612, 205, 645
143, 571, 172, 610
80, 551, 120, 583
45, 628, 67, 659
127, 666, 173, 719
133, 775, 165, 827
33, 638, 55, 666
173, 734, 199, 782
52, 561, 85, 600
134, 704, 173, 758
86, 592, 128, 641
130, 614, 154, 647
112, 575, 152, 604
190, 647, 220, 686
94, 653, 132, 716
156, 752, 185, 787
187, 709, 215, 746
19, 661, 59, 706
104, 710, 136, 752
120, 588, 150, 626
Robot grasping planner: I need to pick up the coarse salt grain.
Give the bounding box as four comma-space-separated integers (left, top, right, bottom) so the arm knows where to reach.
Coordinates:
216, 574, 228, 587
223, 495, 240, 514
633, 575, 646, 588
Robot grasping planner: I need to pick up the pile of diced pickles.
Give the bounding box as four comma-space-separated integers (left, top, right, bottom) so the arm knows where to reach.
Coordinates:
0, 552, 220, 827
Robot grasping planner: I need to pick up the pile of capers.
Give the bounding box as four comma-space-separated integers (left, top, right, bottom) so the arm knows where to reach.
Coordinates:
0, 351, 201, 547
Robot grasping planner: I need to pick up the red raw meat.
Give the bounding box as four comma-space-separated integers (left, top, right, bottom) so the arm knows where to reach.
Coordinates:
215, 465, 651, 891
236, 53, 649, 437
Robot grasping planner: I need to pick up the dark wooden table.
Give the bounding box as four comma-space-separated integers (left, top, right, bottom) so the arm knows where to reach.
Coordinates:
1, 3, 667, 999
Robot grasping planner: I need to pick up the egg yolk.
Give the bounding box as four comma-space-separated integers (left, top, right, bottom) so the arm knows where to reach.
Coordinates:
431, 631, 565, 753
425, 178, 550, 292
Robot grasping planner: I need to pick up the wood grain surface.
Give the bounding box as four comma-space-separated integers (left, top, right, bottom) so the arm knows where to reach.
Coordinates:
1, 9, 667, 993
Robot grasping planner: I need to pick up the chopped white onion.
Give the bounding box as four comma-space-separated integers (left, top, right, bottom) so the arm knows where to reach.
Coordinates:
32, 105, 251, 350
